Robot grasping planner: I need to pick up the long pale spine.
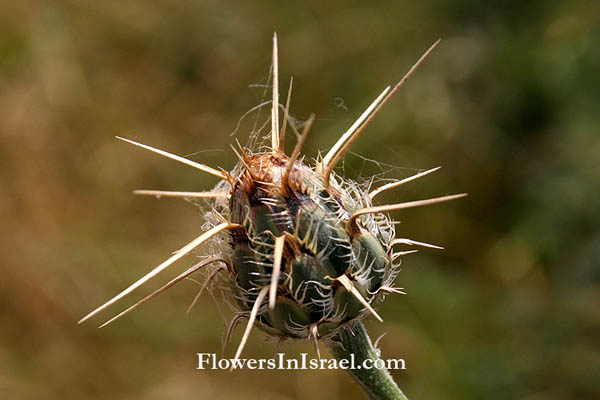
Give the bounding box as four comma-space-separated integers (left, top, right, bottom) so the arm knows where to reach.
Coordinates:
326, 321, 409, 400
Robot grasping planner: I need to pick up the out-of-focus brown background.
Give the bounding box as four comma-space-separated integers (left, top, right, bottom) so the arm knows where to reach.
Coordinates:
1, 1, 599, 399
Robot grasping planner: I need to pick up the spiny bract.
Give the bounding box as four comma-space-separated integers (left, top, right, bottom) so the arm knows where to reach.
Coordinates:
79, 34, 465, 366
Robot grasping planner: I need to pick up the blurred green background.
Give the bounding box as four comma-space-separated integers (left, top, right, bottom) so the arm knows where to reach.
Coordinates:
1, 1, 599, 399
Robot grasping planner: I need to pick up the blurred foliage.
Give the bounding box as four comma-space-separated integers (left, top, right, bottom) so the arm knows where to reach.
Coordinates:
1, 1, 599, 399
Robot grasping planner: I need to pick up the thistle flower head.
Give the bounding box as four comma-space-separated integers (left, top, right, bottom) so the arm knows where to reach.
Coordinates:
79, 35, 465, 373
225, 146, 396, 340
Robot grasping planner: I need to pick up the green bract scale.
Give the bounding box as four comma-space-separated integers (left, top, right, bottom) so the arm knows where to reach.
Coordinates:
80, 34, 465, 400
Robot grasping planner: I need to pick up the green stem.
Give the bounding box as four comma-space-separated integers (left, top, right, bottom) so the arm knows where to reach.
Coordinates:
325, 321, 408, 400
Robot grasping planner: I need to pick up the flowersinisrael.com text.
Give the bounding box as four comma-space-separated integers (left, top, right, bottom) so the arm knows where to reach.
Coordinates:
196, 353, 406, 371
